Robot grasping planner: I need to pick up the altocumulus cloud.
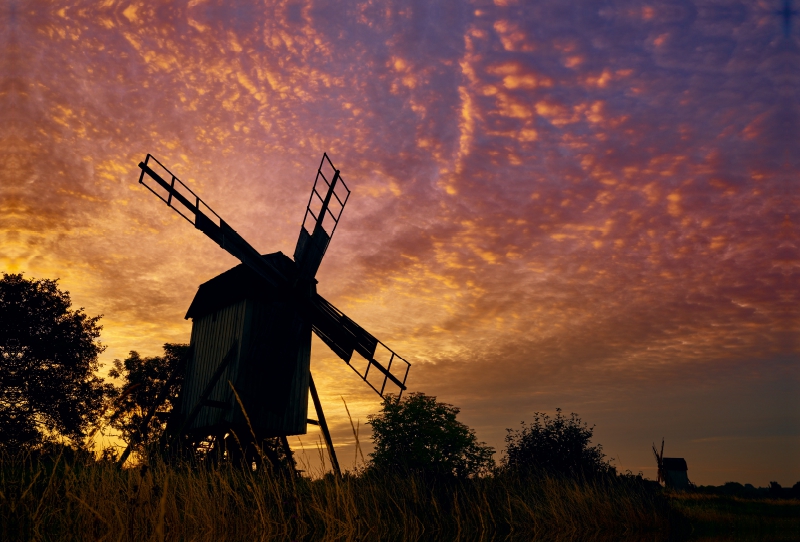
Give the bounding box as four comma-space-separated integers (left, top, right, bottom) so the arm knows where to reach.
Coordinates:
0, 0, 797, 484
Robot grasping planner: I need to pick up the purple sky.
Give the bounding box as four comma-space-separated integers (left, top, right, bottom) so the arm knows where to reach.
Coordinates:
1, 0, 798, 484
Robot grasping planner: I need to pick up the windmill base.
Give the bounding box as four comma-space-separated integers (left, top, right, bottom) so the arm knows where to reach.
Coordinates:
176, 424, 297, 475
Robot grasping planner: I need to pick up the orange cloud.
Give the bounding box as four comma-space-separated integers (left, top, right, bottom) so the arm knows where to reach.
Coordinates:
1, 0, 796, 485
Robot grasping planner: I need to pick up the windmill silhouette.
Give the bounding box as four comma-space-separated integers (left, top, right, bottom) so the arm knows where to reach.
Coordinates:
128, 153, 411, 473
652, 438, 690, 490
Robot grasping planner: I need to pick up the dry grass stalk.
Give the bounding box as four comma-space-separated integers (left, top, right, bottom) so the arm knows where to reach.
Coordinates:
0, 448, 673, 541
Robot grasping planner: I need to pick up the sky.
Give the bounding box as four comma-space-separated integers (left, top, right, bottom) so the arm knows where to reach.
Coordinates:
1, 0, 798, 485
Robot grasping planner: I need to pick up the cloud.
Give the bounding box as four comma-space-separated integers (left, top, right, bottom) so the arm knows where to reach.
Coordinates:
1, 0, 797, 484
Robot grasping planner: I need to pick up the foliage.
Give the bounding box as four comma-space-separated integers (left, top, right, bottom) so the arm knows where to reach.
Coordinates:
108, 344, 190, 448
502, 408, 614, 478
366, 392, 495, 478
0, 273, 111, 449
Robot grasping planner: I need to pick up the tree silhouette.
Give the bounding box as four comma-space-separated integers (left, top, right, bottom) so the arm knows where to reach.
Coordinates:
502, 408, 613, 478
107, 343, 190, 449
0, 273, 111, 449
367, 392, 495, 477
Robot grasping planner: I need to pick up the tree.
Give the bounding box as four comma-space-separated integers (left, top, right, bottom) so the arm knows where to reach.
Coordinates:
0, 273, 112, 449
107, 343, 190, 449
502, 408, 614, 478
367, 392, 495, 478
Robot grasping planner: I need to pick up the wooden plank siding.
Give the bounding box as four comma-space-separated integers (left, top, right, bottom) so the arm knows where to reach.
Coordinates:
181, 297, 311, 438
181, 300, 247, 431
231, 299, 311, 436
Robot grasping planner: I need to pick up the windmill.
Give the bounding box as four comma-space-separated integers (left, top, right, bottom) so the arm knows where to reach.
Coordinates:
127, 153, 412, 474
652, 438, 690, 490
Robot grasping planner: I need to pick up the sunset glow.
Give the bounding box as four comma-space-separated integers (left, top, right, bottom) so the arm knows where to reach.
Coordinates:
1, 0, 797, 484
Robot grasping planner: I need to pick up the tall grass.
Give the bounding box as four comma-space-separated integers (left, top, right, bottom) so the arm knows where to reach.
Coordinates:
0, 450, 671, 541
668, 492, 800, 539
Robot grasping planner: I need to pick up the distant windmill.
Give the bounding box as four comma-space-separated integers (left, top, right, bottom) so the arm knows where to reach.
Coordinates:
126, 154, 411, 473
652, 438, 690, 490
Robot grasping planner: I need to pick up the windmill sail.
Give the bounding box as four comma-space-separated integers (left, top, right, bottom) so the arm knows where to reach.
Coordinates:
310, 294, 410, 397
294, 153, 350, 280
652, 438, 665, 483
138, 154, 289, 290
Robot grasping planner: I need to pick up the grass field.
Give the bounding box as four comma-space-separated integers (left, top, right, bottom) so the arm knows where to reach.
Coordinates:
668, 492, 800, 541
2, 452, 670, 541
1, 452, 797, 541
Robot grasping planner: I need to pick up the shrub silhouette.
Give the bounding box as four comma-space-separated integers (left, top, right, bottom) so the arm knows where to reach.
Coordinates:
108, 344, 190, 448
367, 392, 494, 477
502, 408, 613, 479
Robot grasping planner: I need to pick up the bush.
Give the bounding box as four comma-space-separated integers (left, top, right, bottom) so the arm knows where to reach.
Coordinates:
502, 408, 614, 479
367, 392, 495, 478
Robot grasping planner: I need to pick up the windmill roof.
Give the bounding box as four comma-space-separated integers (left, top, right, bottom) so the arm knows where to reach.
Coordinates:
662, 457, 688, 471
184, 252, 298, 320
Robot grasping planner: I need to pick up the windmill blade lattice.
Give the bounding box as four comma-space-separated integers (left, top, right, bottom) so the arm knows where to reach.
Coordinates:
294, 153, 350, 280
311, 294, 410, 397
137, 154, 289, 290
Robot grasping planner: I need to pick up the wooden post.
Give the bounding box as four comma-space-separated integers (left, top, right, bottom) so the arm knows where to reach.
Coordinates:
309, 374, 341, 478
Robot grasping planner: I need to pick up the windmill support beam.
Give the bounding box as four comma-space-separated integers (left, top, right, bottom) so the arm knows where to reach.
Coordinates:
279, 435, 298, 477
309, 374, 341, 478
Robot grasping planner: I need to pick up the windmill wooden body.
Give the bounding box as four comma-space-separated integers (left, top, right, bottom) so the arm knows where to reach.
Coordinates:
181, 254, 311, 437
132, 154, 411, 472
